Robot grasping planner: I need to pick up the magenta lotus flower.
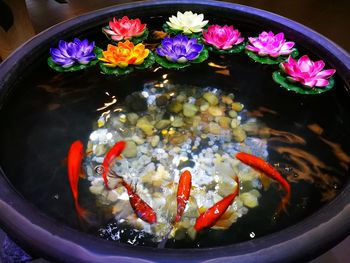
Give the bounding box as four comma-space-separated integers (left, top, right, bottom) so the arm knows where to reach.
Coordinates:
280, 55, 336, 87
202, 25, 244, 50
246, 31, 294, 57
103, 16, 146, 41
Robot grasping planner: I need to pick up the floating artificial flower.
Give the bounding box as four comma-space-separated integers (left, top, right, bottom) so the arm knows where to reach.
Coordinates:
202, 25, 245, 53
48, 38, 97, 72
245, 31, 298, 64
155, 34, 208, 69
164, 11, 208, 36
103, 16, 148, 44
273, 55, 336, 94
97, 40, 154, 75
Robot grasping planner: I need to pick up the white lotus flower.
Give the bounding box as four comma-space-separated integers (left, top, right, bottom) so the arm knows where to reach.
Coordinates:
166, 11, 208, 34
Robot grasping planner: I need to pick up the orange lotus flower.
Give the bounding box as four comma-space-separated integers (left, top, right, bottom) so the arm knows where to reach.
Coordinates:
99, 41, 150, 68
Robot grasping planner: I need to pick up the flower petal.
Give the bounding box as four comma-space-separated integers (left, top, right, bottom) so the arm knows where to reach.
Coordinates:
315, 69, 336, 79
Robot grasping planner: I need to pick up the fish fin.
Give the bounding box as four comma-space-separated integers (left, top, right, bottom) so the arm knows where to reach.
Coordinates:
259, 172, 272, 190
198, 206, 207, 214
79, 169, 86, 179
212, 219, 232, 230
275, 193, 290, 215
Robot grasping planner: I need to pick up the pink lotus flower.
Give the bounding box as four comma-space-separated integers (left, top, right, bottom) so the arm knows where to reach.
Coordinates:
281, 55, 336, 87
103, 16, 146, 41
202, 25, 244, 50
246, 31, 294, 57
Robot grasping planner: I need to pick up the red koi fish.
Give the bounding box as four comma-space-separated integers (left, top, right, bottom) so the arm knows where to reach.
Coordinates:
175, 170, 192, 223
236, 152, 291, 213
121, 180, 157, 224
102, 141, 126, 189
194, 177, 239, 232
67, 140, 86, 218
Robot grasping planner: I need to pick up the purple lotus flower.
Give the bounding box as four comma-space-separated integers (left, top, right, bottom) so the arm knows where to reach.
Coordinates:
281, 55, 336, 88
246, 31, 294, 57
50, 38, 96, 68
156, 35, 204, 63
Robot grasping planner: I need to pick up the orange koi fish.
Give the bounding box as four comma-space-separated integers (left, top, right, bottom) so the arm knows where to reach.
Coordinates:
175, 170, 192, 223
121, 180, 157, 224
67, 140, 86, 218
194, 177, 239, 232
102, 141, 126, 189
236, 152, 291, 213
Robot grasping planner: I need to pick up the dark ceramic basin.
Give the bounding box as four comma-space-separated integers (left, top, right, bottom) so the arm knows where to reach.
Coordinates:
0, 1, 349, 262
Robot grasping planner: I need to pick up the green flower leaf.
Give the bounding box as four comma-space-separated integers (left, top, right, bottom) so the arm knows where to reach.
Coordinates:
99, 63, 134, 75
206, 42, 246, 54
191, 49, 209, 63
162, 23, 202, 39
272, 71, 335, 95
102, 27, 149, 44
47, 57, 98, 72
246, 48, 299, 65
155, 55, 191, 69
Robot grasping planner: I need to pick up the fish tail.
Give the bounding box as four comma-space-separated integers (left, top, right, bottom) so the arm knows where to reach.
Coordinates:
276, 191, 290, 215
74, 200, 87, 218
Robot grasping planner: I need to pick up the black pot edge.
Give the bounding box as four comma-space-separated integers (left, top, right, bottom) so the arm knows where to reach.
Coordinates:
0, 1, 349, 262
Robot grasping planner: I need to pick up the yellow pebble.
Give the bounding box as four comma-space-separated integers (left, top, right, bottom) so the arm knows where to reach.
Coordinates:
161, 129, 168, 135
168, 129, 176, 135
97, 119, 105, 128
119, 114, 127, 123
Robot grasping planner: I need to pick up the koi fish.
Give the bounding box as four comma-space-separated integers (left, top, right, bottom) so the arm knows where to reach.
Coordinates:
109, 170, 157, 224
102, 141, 126, 189
175, 170, 192, 223
67, 140, 86, 218
122, 180, 157, 224
236, 152, 291, 213
194, 177, 239, 232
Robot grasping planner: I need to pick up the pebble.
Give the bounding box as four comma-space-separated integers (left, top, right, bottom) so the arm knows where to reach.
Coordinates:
132, 135, 145, 145
183, 103, 198, 117
218, 117, 231, 128
221, 96, 233, 104
176, 94, 186, 102
169, 132, 188, 145
172, 116, 185, 127
192, 116, 201, 127
95, 144, 107, 156
207, 122, 222, 135
208, 106, 224, 117
155, 119, 171, 129
228, 110, 237, 118
89, 184, 104, 195
123, 141, 137, 158
232, 127, 247, 142
168, 101, 183, 113
151, 135, 160, 147
136, 117, 154, 136
125, 93, 148, 112
231, 118, 240, 129
232, 102, 244, 112
203, 92, 219, 106
200, 102, 209, 112
126, 113, 139, 125
156, 95, 169, 106
240, 192, 259, 208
